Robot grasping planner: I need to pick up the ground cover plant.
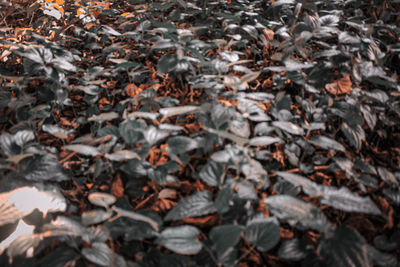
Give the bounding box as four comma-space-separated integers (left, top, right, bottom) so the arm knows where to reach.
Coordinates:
0, 0, 399, 266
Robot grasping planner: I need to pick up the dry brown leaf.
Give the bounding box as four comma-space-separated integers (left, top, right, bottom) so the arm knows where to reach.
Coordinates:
262, 28, 274, 41
325, 75, 352, 95
125, 83, 143, 98
111, 173, 124, 199
182, 214, 220, 227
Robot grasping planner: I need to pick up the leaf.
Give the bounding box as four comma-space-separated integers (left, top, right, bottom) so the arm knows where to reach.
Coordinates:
105, 150, 140, 161
112, 207, 159, 232
229, 118, 250, 138
81, 242, 112, 267
88, 112, 119, 122
13, 130, 35, 147
119, 120, 144, 145
88, 192, 116, 208
272, 121, 304, 135
158, 54, 178, 73
143, 126, 170, 146
264, 195, 331, 231
165, 190, 216, 221
377, 167, 399, 186
102, 25, 121, 36
278, 239, 310, 261
5, 230, 39, 259
81, 209, 113, 226
332, 157, 357, 179
320, 186, 382, 215
42, 124, 75, 139
64, 144, 100, 156
155, 225, 202, 255
210, 224, 243, 256
367, 245, 398, 267
0, 131, 33, 157
262, 28, 274, 41
325, 75, 352, 95
340, 122, 365, 150
38, 246, 79, 267
319, 226, 371, 267
19, 154, 69, 182
275, 171, 322, 197
309, 136, 346, 152
198, 160, 225, 187
203, 126, 249, 145
240, 71, 261, 84
159, 105, 201, 118
249, 136, 282, 146
167, 136, 198, 154
339, 31, 361, 44
244, 218, 280, 252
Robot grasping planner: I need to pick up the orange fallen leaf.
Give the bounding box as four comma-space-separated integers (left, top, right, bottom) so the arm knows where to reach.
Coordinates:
111, 173, 124, 199
125, 83, 142, 98
325, 75, 352, 95
262, 28, 274, 41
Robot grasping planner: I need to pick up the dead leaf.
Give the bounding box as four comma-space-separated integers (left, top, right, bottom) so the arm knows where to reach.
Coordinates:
111, 173, 124, 199
182, 214, 220, 227
262, 28, 274, 41
125, 83, 142, 98
325, 75, 352, 95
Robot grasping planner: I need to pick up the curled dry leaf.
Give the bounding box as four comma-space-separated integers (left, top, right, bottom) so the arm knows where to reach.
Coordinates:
125, 83, 143, 98
263, 28, 274, 41
325, 75, 352, 95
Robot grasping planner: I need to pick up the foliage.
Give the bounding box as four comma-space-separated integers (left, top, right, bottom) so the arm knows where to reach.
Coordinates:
0, 0, 399, 266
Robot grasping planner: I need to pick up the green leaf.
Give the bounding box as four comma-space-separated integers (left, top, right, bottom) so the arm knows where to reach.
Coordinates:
42, 124, 75, 139
38, 246, 79, 267
340, 122, 365, 150
320, 186, 382, 215
249, 136, 282, 146
104, 150, 140, 161
272, 121, 304, 135
158, 54, 178, 73
64, 144, 100, 156
278, 239, 310, 261
264, 195, 332, 232
155, 225, 202, 255
319, 226, 371, 267
210, 224, 242, 264
19, 154, 69, 182
159, 105, 201, 118
113, 207, 160, 232
81, 242, 113, 267
214, 185, 232, 214
165, 190, 216, 221
81, 209, 113, 226
309, 136, 346, 152
367, 245, 398, 267
119, 120, 144, 145
203, 126, 249, 146
167, 136, 198, 154
275, 171, 322, 197
198, 160, 224, 187
244, 218, 280, 252
143, 126, 170, 146
0, 131, 34, 157
210, 224, 243, 254
88, 112, 119, 122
